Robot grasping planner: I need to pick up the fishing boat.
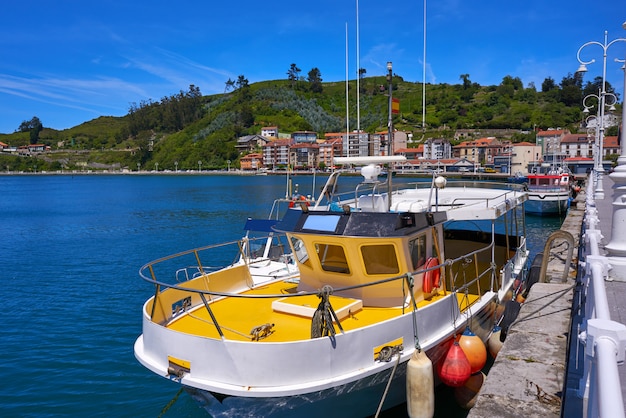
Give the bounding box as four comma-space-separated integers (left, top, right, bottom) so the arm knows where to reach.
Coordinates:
524, 171, 571, 215
134, 157, 529, 417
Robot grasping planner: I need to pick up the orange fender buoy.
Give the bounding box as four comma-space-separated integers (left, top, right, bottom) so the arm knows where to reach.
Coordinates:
437, 341, 471, 387
454, 371, 486, 409
458, 327, 487, 374
422, 257, 441, 293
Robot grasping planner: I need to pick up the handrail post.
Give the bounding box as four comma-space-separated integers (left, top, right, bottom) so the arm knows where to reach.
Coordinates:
579, 318, 626, 418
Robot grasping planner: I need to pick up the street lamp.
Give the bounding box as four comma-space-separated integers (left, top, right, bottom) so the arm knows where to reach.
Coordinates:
577, 28, 626, 199
582, 90, 617, 193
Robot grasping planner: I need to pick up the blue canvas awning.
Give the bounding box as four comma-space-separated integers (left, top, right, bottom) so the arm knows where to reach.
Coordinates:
244, 218, 279, 232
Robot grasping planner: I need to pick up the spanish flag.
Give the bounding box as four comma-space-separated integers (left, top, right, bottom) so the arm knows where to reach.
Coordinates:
392, 98, 400, 114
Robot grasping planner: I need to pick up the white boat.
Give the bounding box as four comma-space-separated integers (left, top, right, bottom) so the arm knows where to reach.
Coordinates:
134, 157, 529, 417
525, 171, 571, 215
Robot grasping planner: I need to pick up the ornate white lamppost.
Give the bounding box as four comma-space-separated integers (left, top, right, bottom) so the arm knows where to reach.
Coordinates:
577, 27, 626, 199
582, 90, 617, 196
593, 22, 626, 280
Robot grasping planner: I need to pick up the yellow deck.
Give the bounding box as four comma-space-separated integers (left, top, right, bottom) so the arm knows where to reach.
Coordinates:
165, 280, 481, 343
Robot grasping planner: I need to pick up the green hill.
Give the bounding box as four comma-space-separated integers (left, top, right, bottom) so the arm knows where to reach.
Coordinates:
0, 72, 620, 173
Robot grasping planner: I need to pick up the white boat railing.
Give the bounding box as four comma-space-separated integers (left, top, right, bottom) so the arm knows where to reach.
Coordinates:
576, 176, 626, 418
139, 233, 505, 333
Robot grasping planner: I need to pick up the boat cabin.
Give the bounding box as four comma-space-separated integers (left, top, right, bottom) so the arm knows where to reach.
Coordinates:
274, 209, 448, 307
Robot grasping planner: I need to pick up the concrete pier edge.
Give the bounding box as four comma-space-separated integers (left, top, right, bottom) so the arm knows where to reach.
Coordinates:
467, 186, 586, 418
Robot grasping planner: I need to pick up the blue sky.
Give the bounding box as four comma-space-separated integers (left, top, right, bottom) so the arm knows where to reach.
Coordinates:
1, 0, 625, 134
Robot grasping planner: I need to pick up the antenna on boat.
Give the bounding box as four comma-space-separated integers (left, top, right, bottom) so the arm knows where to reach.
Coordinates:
356, 0, 360, 143
345, 22, 349, 145
386, 61, 394, 210
422, 0, 427, 138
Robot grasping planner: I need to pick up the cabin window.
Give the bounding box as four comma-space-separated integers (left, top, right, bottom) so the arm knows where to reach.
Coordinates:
315, 243, 350, 274
408, 235, 427, 271
290, 236, 311, 267
361, 244, 399, 275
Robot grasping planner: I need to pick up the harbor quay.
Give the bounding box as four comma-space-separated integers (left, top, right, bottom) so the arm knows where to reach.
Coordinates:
468, 174, 626, 418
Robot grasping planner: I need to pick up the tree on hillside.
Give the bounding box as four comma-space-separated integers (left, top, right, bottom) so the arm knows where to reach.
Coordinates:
287, 64, 301, 88
224, 78, 236, 93
559, 73, 583, 107
541, 77, 558, 93
307, 68, 323, 93
460, 74, 471, 89
235, 75, 251, 102
581, 76, 617, 101
18, 116, 43, 144
235, 75, 249, 90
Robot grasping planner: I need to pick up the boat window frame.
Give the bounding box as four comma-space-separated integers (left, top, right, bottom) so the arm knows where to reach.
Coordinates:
360, 243, 400, 275
408, 234, 428, 271
314, 242, 351, 274
290, 236, 311, 267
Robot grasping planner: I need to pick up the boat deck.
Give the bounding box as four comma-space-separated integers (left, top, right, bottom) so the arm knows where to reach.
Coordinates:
165, 279, 479, 342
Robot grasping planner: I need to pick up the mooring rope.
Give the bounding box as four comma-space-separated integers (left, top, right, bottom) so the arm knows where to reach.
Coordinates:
404, 273, 422, 351
513, 284, 575, 325
311, 285, 343, 338
188, 312, 255, 340
158, 387, 184, 418
374, 353, 401, 418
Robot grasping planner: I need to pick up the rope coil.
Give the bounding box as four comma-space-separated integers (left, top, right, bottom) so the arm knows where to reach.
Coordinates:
250, 323, 275, 341
311, 285, 344, 338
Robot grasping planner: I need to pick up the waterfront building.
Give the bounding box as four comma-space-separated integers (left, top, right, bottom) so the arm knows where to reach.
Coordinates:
423, 138, 451, 160
289, 142, 319, 170
262, 139, 292, 169
240, 153, 263, 170
236, 134, 268, 154
261, 126, 279, 138
536, 129, 570, 158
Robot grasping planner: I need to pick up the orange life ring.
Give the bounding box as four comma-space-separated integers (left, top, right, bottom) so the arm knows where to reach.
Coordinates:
289, 196, 310, 208
423, 257, 441, 293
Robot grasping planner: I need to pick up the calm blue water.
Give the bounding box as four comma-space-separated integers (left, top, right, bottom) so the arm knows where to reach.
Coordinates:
0, 174, 561, 417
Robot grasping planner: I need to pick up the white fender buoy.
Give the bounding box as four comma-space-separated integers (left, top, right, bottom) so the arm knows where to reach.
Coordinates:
406, 349, 435, 418
487, 325, 503, 358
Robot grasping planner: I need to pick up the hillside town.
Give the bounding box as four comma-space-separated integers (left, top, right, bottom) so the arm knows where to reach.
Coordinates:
235, 127, 618, 175
0, 126, 619, 176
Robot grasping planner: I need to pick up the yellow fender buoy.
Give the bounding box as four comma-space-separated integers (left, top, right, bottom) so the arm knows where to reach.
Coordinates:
406, 349, 435, 418
487, 325, 503, 359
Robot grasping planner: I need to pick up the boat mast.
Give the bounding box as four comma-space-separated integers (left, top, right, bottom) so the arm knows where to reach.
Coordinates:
356, 0, 360, 157
422, 0, 427, 138
346, 22, 349, 156
387, 62, 393, 210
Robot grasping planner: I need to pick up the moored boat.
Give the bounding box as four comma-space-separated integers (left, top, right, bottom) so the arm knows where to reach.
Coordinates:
524, 171, 571, 215
134, 158, 529, 417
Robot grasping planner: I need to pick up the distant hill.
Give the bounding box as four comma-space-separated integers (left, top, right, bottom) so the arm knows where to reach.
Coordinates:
0, 72, 617, 172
